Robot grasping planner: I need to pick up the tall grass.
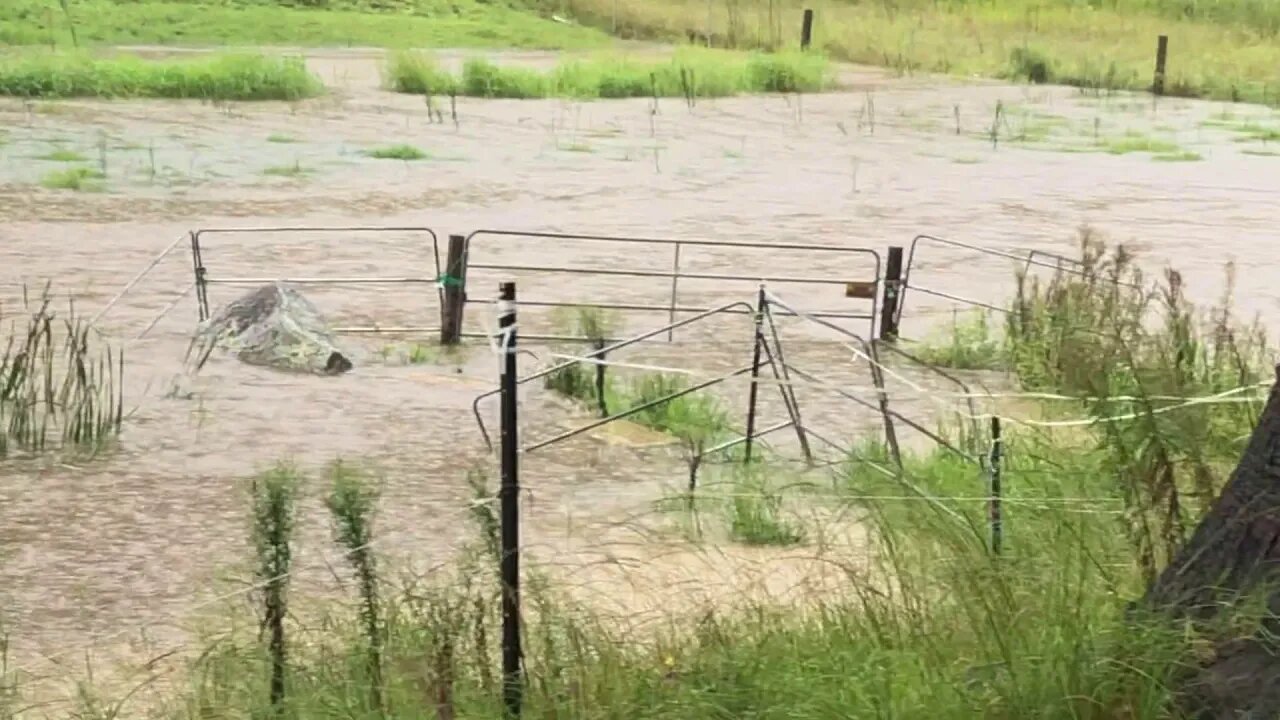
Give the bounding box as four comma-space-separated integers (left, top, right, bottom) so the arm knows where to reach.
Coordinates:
249, 463, 301, 713
0, 52, 323, 100
544, 0, 1280, 106
386, 47, 833, 99
0, 284, 124, 458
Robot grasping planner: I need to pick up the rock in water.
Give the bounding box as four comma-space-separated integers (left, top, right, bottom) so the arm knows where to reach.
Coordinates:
185, 283, 353, 375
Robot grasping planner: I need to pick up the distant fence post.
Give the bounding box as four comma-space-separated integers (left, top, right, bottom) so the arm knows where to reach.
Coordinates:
800, 9, 814, 50
878, 246, 904, 341
1153, 35, 1169, 96
989, 416, 1003, 556
440, 234, 468, 345
497, 281, 523, 718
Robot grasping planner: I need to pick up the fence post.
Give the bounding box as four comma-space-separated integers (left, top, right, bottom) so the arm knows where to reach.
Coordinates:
594, 338, 609, 417
989, 416, 1003, 556
498, 281, 523, 718
1153, 35, 1169, 96
743, 286, 766, 463
440, 234, 468, 345
800, 9, 814, 50
879, 246, 904, 341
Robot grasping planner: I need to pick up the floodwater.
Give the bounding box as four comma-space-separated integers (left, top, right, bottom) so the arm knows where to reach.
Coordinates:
1, 47, 1278, 704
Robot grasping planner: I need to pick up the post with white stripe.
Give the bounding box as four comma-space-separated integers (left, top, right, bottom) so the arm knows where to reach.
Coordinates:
497, 281, 523, 717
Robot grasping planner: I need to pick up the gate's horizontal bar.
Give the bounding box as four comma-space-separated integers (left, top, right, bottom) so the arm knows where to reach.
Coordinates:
466, 262, 856, 286
702, 420, 796, 457
469, 229, 882, 256
901, 283, 1010, 314
459, 298, 872, 321
207, 276, 438, 285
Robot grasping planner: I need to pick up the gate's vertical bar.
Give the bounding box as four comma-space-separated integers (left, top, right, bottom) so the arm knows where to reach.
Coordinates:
441, 234, 468, 345
800, 9, 814, 50
989, 416, 1003, 556
743, 285, 766, 463
879, 246, 904, 341
667, 242, 682, 342
498, 281, 523, 718
189, 231, 210, 322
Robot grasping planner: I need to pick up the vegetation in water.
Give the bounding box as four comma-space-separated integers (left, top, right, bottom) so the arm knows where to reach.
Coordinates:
386, 47, 834, 99
0, 284, 125, 458
0, 51, 323, 100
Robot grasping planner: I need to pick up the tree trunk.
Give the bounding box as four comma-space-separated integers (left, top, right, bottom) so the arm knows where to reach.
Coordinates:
1140, 365, 1280, 719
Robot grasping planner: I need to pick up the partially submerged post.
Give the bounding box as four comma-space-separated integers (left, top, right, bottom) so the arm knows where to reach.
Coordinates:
800, 9, 815, 50
879, 246, 904, 341
1139, 366, 1280, 717
440, 234, 468, 345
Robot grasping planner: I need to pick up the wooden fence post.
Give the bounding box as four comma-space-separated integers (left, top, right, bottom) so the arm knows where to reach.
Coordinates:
800, 9, 814, 50
1153, 35, 1169, 96
879, 246, 904, 341
440, 234, 468, 345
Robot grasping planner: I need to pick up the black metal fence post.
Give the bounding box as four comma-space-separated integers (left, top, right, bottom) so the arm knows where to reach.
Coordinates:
743, 286, 766, 463
989, 416, 1003, 555
497, 282, 523, 718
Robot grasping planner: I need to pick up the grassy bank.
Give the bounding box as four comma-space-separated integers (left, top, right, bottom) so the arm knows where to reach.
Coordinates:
0, 0, 611, 49
543, 0, 1280, 105
386, 47, 832, 98
0, 51, 323, 99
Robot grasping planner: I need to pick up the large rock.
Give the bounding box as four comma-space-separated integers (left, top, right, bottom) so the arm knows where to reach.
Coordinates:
185, 282, 353, 375
1139, 365, 1280, 718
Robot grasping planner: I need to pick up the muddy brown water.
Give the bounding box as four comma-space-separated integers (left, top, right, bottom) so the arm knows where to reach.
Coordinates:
1, 47, 1278, 705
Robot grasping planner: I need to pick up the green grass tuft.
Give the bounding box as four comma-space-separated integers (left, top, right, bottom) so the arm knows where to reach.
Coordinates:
387, 48, 834, 99
266, 133, 298, 143
365, 143, 429, 160
0, 51, 323, 101
1152, 150, 1204, 162
40, 166, 104, 190
1102, 133, 1183, 155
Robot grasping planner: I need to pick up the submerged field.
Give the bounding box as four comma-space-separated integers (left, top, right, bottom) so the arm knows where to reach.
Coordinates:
1, 43, 1279, 718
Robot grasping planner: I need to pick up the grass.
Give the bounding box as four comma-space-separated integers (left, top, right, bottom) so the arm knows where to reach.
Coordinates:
266, 133, 298, 144
365, 144, 430, 160
1102, 132, 1183, 155
39, 165, 104, 190
375, 340, 466, 365
908, 310, 1006, 371
0, 284, 124, 457
386, 47, 834, 99
0, 51, 323, 100
548, 0, 1280, 106
0, 0, 611, 49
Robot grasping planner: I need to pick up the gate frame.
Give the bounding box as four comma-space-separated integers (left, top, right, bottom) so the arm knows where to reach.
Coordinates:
188, 225, 442, 327
441, 229, 885, 343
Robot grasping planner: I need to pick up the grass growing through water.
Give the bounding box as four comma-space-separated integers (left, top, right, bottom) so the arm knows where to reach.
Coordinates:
365, 144, 430, 160
386, 47, 833, 99
39, 166, 104, 191
0, 284, 124, 458
0, 51, 323, 100
908, 310, 1006, 371
36, 147, 88, 162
